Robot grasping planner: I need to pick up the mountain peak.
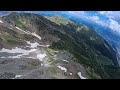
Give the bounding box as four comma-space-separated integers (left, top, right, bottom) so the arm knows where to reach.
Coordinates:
45, 14, 73, 25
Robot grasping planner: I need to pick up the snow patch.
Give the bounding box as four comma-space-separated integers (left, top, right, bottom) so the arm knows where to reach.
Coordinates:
15, 75, 23, 79
32, 32, 41, 40
16, 27, 30, 34
54, 51, 59, 53
57, 65, 67, 72
39, 45, 50, 48
41, 63, 43, 66
46, 45, 50, 47
0, 47, 36, 54
77, 72, 87, 79
70, 73, 72, 75
62, 59, 69, 62
7, 55, 22, 58
26, 41, 49, 48
39, 45, 45, 47
0, 20, 3, 23
37, 53, 47, 61
0, 47, 37, 58
26, 41, 39, 48
16, 27, 23, 31
16, 27, 42, 41
9, 27, 13, 29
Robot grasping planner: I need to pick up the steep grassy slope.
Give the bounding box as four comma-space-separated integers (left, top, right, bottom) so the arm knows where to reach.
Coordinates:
46, 15, 120, 78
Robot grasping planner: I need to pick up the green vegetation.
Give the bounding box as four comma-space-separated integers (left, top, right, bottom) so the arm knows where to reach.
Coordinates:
46, 15, 73, 25
48, 16, 119, 79
46, 48, 54, 56
47, 57, 55, 63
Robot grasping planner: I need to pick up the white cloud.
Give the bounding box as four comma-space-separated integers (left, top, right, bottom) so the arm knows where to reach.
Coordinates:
68, 11, 106, 26
109, 19, 120, 33
68, 11, 100, 22
68, 11, 85, 15
99, 11, 120, 20
89, 16, 99, 21
99, 11, 113, 15
67, 11, 120, 34
99, 11, 114, 18
91, 16, 120, 34
68, 11, 100, 23
68, 11, 87, 18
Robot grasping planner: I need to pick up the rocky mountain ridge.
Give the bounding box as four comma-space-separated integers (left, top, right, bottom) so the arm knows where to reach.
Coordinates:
0, 12, 119, 79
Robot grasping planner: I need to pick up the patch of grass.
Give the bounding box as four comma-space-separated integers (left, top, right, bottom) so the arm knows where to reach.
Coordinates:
15, 19, 26, 29
47, 57, 55, 63
46, 48, 54, 56
50, 60, 59, 65
85, 67, 101, 79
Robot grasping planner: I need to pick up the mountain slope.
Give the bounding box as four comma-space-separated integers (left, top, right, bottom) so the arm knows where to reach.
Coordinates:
0, 12, 119, 79
0, 13, 89, 79
46, 15, 120, 78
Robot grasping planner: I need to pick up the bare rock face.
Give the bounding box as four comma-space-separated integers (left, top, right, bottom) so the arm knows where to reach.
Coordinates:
0, 72, 15, 79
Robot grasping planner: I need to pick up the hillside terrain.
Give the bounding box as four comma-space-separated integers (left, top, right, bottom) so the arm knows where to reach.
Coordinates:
0, 12, 119, 79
